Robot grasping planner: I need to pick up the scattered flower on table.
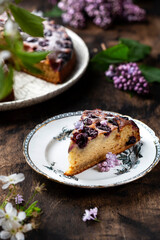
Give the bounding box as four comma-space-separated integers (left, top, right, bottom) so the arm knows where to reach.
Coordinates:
15, 195, 24, 205
0, 202, 26, 226
0, 220, 32, 240
105, 63, 149, 95
82, 207, 99, 222
97, 152, 120, 172
0, 173, 44, 240
0, 173, 25, 190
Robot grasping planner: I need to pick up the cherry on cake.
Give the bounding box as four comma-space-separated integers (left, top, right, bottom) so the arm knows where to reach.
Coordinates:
65, 109, 140, 176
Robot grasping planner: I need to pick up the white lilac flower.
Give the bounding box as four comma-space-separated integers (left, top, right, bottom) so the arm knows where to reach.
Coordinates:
0, 202, 26, 226
0, 220, 32, 240
0, 173, 25, 189
82, 207, 98, 222
5, 18, 19, 38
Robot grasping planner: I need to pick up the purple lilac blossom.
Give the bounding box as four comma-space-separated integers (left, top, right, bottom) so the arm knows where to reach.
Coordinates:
58, 0, 86, 28
57, 0, 146, 29
97, 152, 120, 172
74, 120, 84, 130
15, 194, 24, 204
82, 207, 98, 222
123, 1, 146, 22
105, 63, 149, 95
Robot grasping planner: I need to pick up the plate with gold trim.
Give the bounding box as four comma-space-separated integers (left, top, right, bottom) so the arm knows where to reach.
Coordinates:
23, 111, 160, 188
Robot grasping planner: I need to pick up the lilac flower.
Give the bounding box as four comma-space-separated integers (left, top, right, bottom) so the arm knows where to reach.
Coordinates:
123, 1, 146, 22
82, 207, 98, 222
58, 0, 86, 28
57, 0, 146, 29
97, 152, 120, 172
74, 120, 84, 130
105, 63, 149, 95
15, 194, 24, 205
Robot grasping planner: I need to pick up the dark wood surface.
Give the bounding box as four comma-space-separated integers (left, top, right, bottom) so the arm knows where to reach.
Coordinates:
1, 1, 160, 240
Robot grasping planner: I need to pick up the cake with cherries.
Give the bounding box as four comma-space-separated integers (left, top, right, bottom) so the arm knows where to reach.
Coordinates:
0, 14, 75, 84
23, 20, 75, 83
65, 109, 140, 176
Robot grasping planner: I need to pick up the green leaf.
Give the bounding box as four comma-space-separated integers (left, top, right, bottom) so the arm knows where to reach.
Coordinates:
25, 201, 41, 217
139, 64, 160, 83
9, 4, 44, 37
16, 50, 49, 64
0, 66, 13, 101
120, 38, 151, 62
91, 44, 129, 71
45, 5, 63, 17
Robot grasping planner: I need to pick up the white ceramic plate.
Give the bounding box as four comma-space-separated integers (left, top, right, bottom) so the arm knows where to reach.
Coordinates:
23, 111, 160, 188
0, 29, 89, 111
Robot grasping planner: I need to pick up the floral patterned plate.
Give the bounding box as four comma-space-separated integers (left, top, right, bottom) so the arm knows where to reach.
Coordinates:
23, 111, 160, 188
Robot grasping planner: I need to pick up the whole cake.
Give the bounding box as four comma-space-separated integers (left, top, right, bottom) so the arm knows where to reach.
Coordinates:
0, 14, 75, 84
65, 109, 140, 176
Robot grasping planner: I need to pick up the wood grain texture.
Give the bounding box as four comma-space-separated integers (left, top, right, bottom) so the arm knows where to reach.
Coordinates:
0, 1, 160, 240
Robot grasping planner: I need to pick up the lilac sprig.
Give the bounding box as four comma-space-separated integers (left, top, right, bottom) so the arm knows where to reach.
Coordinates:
82, 207, 99, 222
57, 0, 146, 29
58, 0, 86, 28
15, 194, 24, 205
97, 152, 120, 172
105, 63, 149, 95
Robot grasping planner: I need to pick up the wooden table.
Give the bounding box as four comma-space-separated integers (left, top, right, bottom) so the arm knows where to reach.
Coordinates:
1, 1, 160, 240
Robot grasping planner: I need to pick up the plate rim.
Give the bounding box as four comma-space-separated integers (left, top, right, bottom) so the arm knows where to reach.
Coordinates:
0, 28, 89, 111
23, 111, 160, 188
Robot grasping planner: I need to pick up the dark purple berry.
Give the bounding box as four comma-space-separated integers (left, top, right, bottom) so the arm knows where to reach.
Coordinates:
108, 118, 119, 127
126, 136, 136, 145
26, 37, 37, 43
74, 132, 88, 148
58, 52, 71, 61
83, 118, 92, 125
56, 40, 63, 47
44, 29, 52, 37
39, 40, 49, 47
82, 127, 98, 139
96, 122, 111, 132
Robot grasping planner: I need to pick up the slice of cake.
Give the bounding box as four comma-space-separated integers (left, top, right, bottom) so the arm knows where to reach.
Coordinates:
65, 109, 140, 176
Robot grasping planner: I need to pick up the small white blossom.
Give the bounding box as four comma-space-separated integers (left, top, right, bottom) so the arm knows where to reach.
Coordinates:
0, 221, 32, 240
0, 203, 26, 226
0, 173, 25, 189
0, 50, 11, 65
5, 18, 19, 38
